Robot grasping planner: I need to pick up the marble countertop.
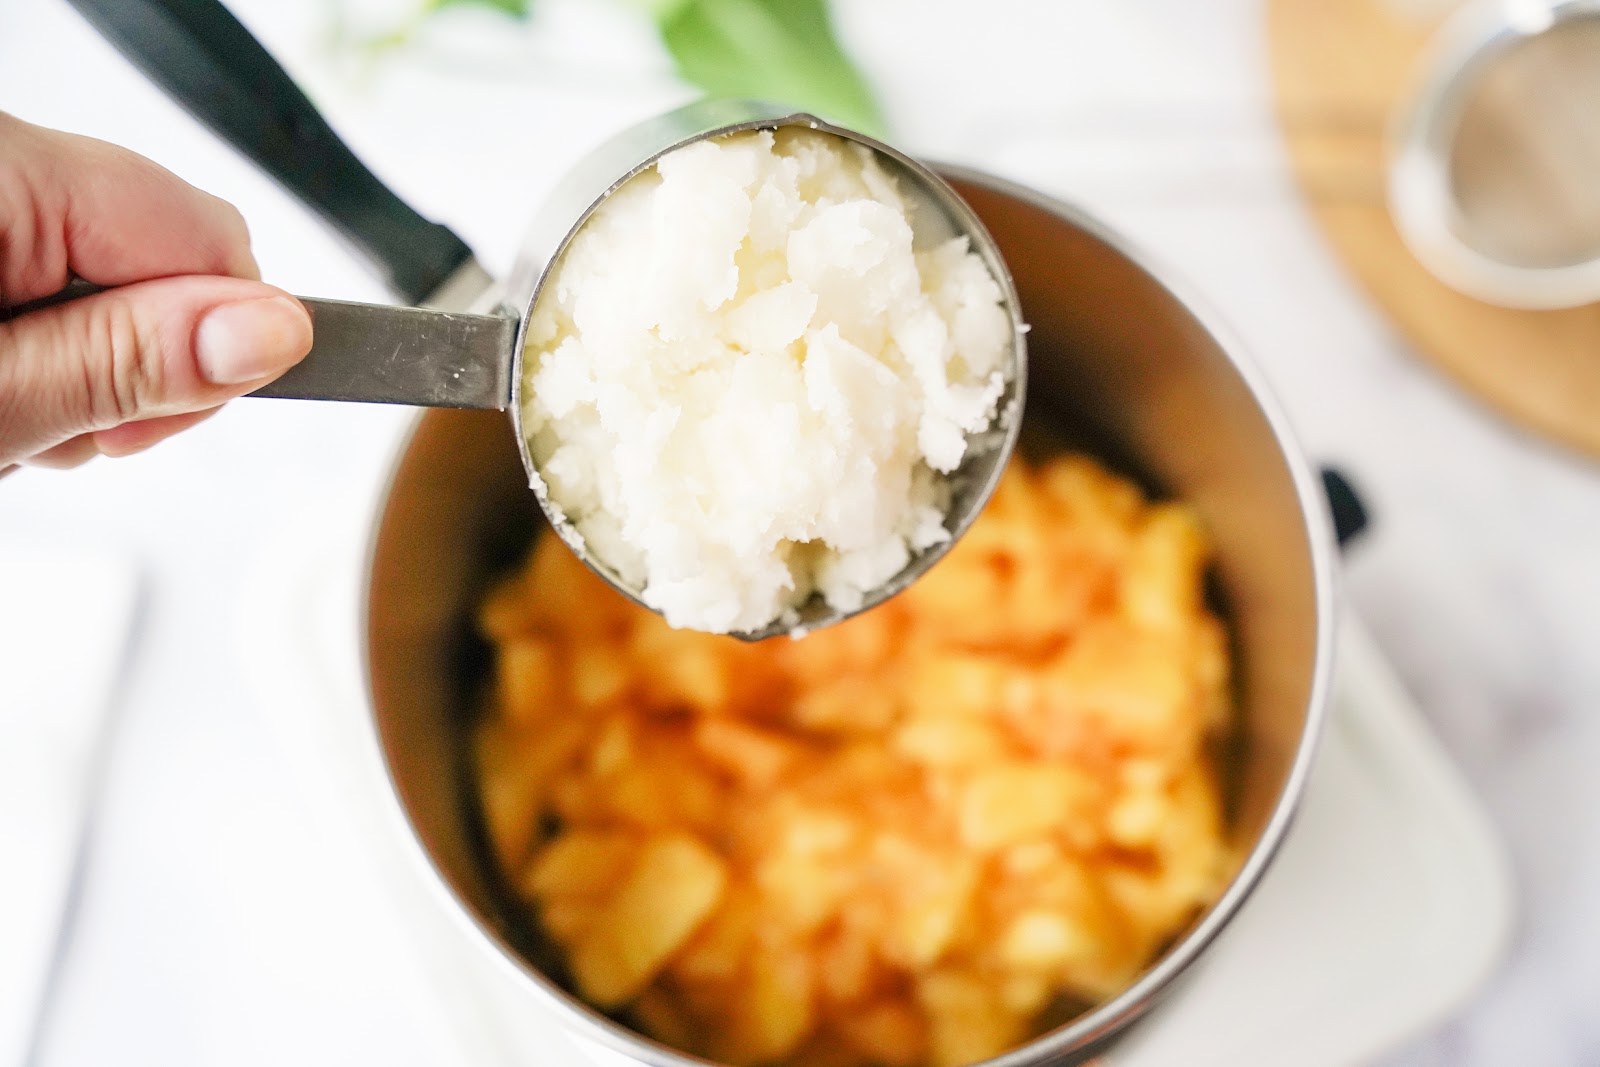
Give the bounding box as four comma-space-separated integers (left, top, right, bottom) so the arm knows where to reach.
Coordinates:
3, 0, 1597, 1063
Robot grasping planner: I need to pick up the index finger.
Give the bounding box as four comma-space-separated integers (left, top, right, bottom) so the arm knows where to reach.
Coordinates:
0, 111, 259, 306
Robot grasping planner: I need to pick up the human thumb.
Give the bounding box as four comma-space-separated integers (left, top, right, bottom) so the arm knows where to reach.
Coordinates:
0, 275, 312, 465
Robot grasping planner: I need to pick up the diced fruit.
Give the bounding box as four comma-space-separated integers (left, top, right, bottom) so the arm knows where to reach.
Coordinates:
789, 680, 898, 734
569, 833, 728, 1007
672, 882, 758, 984
957, 764, 1094, 850
478, 577, 531, 640
916, 970, 1026, 1067
605, 761, 720, 831
746, 807, 856, 935
1000, 841, 1067, 876
754, 850, 849, 937
893, 716, 1009, 768
1119, 504, 1207, 629
1082, 628, 1194, 742
884, 879, 976, 968
539, 897, 600, 942
588, 715, 635, 776
572, 644, 631, 708
901, 556, 1008, 644
672, 647, 732, 714
780, 805, 858, 854
497, 636, 561, 727
629, 613, 746, 716
999, 909, 1093, 969
904, 654, 1009, 720
1141, 766, 1227, 920
475, 717, 590, 871
525, 536, 631, 635
1106, 788, 1167, 849
983, 460, 1033, 511
783, 1032, 862, 1067
1038, 455, 1141, 531
633, 987, 695, 1051
815, 927, 879, 1004
834, 998, 928, 1067
694, 719, 797, 787
780, 607, 897, 681
478, 455, 1234, 1067
717, 948, 815, 1064
998, 973, 1052, 1016
525, 830, 638, 899
475, 725, 542, 873
1191, 615, 1232, 729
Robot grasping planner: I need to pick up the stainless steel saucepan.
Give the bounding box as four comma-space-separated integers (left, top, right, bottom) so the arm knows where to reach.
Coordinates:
363, 172, 1346, 1066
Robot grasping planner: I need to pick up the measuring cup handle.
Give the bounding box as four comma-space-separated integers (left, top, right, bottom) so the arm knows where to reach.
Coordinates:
251, 299, 518, 410
64, 0, 474, 307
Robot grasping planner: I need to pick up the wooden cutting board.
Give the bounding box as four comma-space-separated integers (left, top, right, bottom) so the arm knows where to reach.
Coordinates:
1266, 0, 1600, 456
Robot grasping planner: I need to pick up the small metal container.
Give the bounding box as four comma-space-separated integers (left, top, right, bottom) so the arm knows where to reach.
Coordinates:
1389, 0, 1600, 308
364, 171, 1339, 1066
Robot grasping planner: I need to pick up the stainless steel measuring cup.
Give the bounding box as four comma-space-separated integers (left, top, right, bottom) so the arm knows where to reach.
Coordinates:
68, 0, 1027, 640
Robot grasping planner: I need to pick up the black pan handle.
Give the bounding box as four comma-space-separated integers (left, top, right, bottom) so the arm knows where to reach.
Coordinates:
64, 0, 473, 306
1320, 467, 1369, 549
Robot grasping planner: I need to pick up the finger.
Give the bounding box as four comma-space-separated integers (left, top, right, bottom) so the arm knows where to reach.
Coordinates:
22, 405, 226, 468
0, 275, 311, 465
23, 433, 100, 470
93, 405, 222, 457
0, 112, 259, 306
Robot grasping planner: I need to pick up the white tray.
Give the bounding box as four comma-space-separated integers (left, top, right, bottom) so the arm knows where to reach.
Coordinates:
236, 509, 1515, 1067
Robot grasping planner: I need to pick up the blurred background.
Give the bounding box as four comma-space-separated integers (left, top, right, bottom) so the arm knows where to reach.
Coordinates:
3, 0, 1599, 1064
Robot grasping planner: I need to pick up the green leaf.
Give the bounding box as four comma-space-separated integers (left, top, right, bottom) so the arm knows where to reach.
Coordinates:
656, 0, 886, 137
427, 0, 533, 18
629, 0, 695, 19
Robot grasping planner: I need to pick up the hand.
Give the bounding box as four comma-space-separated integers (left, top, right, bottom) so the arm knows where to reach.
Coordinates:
0, 112, 312, 470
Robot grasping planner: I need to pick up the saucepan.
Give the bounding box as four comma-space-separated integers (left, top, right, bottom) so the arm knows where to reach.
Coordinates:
72, 1, 1345, 1063
365, 174, 1350, 1067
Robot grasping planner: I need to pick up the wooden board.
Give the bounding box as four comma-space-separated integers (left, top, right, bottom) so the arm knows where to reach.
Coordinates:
1266, 0, 1600, 456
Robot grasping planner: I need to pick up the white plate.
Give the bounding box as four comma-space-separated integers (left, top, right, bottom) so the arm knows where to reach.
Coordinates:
234, 507, 1515, 1066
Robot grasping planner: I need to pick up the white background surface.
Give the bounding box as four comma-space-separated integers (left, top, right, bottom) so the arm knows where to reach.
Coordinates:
2, 0, 1597, 1064
0, 547, 137, 1066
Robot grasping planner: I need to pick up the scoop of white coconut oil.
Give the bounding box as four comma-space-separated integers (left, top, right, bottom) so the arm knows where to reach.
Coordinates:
520, 126, 1019, 636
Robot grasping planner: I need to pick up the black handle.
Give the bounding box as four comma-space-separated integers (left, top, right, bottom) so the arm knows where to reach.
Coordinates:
1320, 467, 1370, 549
65, 0, 473, 306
